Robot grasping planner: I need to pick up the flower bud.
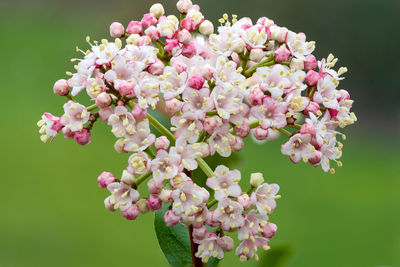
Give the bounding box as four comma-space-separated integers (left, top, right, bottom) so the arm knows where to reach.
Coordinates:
249, 49, 265, 62
304, 70, 320, 87
172, 60, 187, 74
199, 142, 210, 158
176, 29, 192, 44
137, 36, 152, 46
177, 0, 193, 13
159, 188, 172, 203
274, 46, 291, 62
150, 3, 164, 18
121, 170, 136, 185
199, 20, 214, 35
126, 21, 142, 35
155, 136, 170, 150
137, 199, 149, 214
109, 22, 125, 38
131, 104, 147, 121
164, 210, 180, 226
144, 26, 160, 41
253, 126, 269, 140
290, 58, 304, 71
181, 17, 196, 32
99, 107, 113, 122
261, 222, 277, 238
117, 80, 134, 97
121, 204, 139, 220
308, 150, 322, 165
182, 42, 197, 58
95, 92, 112, 109
303, 101, 320, 116
250, 172, 264, 187
192, 225, 208, 240
74, 128, 91, 145
231, 136, 244, 152
126, 34, 140, 45
53, 79, 69, 96
188, 75, 205, 90
147, 179, 163, 194
97, 172, 115, 188
270, 25, 288, 43
300, 123, 316, 136
104, 196, 116, 212
231, 38, 246, 54
165, 98, 183, 115
237, 194, 253, 210
304, 54, 317, 71
248, 88, 264, 106
146, 194, 162, 211
164, 39, 180, 55
217, 235, 234, 251
204, 116, 222, 135
141, 13, 157, 28
234, 122, 250, 138
148, 59, 165, 75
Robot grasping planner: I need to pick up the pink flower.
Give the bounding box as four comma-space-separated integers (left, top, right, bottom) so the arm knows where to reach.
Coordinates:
151, 149, 181, 182
238, 210, 265, 240
257, 65, 291, 99
195, 233, 225, 263
106, 182, 140, 211
164, 210, 181, 226
206, 165, 242, 200
108, 106, 136, 138
181, 17, 196, 31
170, 137, 202, 171
159, 66, 188, 99
236, 236, 269, 261
144, 26, 160, 41
281, 133, 315, 163
213, 198, 244, 231
60, 101, 90, 132
261, 222, 277, 238
171, 181, 207, 216
251, 96, 288, 130
128, 151, 150, 174
208, 120, 235, 157
38, 112, 64, 142
171, 113, 203, 144
253, 183, 280, 216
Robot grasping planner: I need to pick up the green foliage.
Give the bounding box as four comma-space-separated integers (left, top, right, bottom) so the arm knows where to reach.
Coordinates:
258, 245, 292, 267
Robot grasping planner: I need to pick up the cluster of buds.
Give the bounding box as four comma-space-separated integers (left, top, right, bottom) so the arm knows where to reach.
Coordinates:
38, 0, 356, 263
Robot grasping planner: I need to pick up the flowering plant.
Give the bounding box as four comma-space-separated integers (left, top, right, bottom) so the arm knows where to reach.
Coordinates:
37, 0, 357, 265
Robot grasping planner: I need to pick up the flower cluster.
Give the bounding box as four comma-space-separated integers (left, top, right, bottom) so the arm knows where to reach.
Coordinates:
38, 0, 356, 263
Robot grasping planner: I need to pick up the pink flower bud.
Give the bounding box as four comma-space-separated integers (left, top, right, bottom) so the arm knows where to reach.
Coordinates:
329, 108, 339, 119
248, 88, 264, 106
117, 80, 134, 97
147, 179, 163, 194
234, 122, 250, 138
204, 116, 222, 135
148, 59, 165, 75
308, 150, 322, 165
144, 26, 160, 41
53, 79, 69, 96
159, 188, 172, 203
304, 54, 317, 71
141, 13, 157, 28
164, 39, 180, 54
249, 49, 265, 62
180, 17, 196, 31
137, 36, 152, 46
146, 194, 162, 211
165, 98, 183, 115
126, 21, 142, 35
137, 199, 149, 214
217, 235, 234, 251
121, 204, 139, 220
237, 194, 253, 210
181, 42, 196, 58
99, 107, 113, 121
176, 29, 192, 44
261, 222, 277, 238
274, 46, 291, 62
177, 0, 193, 13
131, 104, 147, 121
199, 20, 214, 35
97, 171, 115, 188
303, 101, 320, 116
95, 92, 112, 108
231, 136, 244, 152
300, 123, 316, 136
192, 225, 208, 240
338, 89, 350, 101
304, 70, 320, 87
188, 75, 205, 90
109, 22, 125, 38
253, 126, 269, 140
74, 128, 91, 145
164, 210, 181, 226
62, 127, 75, 139
155, 136, 170, 150
171, 60, 187, 74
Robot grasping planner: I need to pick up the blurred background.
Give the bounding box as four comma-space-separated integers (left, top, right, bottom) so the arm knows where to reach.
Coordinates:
0, 0, 399, 266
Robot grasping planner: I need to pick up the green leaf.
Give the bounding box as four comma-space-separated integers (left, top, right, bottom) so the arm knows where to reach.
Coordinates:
258, 245, 292, 267
154, 205, 192, 267
207, 256, 220, 267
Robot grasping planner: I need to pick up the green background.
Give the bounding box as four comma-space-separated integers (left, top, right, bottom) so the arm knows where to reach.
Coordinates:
0, 0, 399, 266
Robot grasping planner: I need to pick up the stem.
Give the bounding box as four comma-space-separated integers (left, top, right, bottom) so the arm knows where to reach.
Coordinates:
207, 199, 217, 209
189, 225, 203, 267
134, 172, 152, 187
87, 104, 97, 111
244, 55, 274, 77
277, 128, 291, 137
65, 93, 76, 102
287, 124, 301, 129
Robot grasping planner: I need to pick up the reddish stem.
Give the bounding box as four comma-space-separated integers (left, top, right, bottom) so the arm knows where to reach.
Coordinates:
189, 225, 204, 267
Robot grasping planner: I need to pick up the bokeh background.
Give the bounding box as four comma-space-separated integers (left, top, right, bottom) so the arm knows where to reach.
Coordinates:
0, 0, 399, 266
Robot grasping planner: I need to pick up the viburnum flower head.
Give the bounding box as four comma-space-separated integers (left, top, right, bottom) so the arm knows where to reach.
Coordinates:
37, 0, 357, 264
